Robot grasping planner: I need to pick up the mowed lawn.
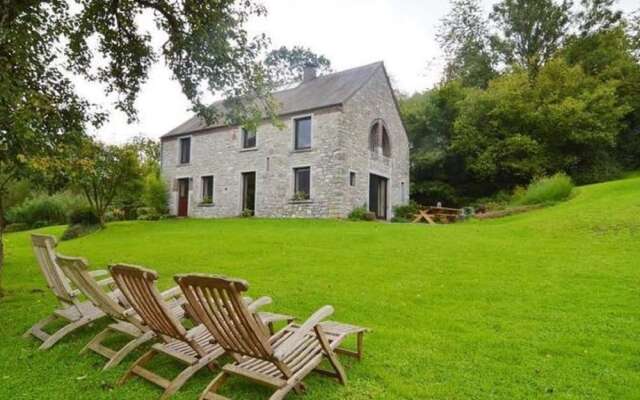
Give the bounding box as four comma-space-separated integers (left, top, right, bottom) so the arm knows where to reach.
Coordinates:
1, 177, 639, 400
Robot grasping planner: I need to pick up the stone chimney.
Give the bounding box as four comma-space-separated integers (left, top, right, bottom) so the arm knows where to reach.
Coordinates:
302, 63, 318, 83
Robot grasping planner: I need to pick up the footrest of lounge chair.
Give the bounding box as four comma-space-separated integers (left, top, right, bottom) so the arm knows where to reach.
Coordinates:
319, 321, 369, 360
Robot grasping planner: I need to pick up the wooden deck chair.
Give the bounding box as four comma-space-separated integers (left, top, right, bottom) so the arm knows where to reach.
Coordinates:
175, 274, 369, 400
110, 264, 293, 400
55, 254, 189, 370
24, 234, 117, 350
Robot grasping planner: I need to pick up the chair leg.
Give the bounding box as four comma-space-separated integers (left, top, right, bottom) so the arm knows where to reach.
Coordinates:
103, 330, 155, 370
199, 372, 229, 400
39, 318, 91, 350
269, 384, 295, 400
160, 357, 217, 400
81, 326, 112, 355
119, 349, 158, 386
23, 315, 56, 339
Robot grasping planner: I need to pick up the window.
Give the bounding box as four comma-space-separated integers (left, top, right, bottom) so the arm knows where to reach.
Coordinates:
242, 127, 256, 149
369, 121, 391, 156
179, 137, 191, 164
294, 116, 312, 150
382, 127, 391, 156
201, 176, 213, 204
350, 172, 356, 187
293, 167, 310, 200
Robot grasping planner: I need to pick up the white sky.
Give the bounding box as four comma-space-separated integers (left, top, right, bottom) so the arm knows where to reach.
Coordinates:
80, 0, 638, 144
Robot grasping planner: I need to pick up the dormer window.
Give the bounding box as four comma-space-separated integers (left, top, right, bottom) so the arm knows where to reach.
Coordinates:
369, 120, 391, 157
294, 116, 312, 150
242, 127, 256, 149
179, 137, 191, 164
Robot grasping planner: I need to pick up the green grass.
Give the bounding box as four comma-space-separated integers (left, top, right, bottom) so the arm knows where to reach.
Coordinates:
1, 175, 640, 399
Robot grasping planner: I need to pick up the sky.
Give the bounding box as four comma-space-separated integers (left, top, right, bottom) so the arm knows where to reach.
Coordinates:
80, 0, 638, 144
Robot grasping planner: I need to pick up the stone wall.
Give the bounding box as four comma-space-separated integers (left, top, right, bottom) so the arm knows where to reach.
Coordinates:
339, 66, 411, 218
162, 107, 346, 218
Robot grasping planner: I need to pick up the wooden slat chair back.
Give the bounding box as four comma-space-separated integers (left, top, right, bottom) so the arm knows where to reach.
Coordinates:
109, 264, 191, 344
31, 234, 76, 305
56, 254, 130, 322
175, 274, 274, 361
24, 234, 109, 350
177, 274, 369, 400
110, 264, 229, 400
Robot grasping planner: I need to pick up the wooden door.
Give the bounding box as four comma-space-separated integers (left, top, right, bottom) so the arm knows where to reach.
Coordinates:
369, 174, 388, 220
242, 172, 256, 215
177, 178, 189, 217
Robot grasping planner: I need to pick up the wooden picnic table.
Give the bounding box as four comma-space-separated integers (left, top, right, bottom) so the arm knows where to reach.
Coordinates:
412, 206, 461, 225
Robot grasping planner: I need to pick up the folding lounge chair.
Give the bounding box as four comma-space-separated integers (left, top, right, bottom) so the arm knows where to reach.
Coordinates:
24, 234, 122, 350
175, 274, 369, 400
55, 254, 189, 370
110, 264, 293, 400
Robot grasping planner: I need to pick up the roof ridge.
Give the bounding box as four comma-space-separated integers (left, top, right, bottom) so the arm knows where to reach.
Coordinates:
162, 61, 386, 138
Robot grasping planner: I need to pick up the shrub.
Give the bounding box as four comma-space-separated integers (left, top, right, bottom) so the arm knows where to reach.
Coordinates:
393, 201, 420, 220
61, 224, 100, 241
4, 223, 29, 233
390, 216, 410, 223
68, 207, 100, 226
6, 192, 88, 228
104, 208, 126, 222
363, 212, 377, 221
240, 209, 254, 218
136, 207, 160, 221
143, 173, 168, 215
514, 173, 574, 206
7, 195, 67, 227
348, 206, 368, 221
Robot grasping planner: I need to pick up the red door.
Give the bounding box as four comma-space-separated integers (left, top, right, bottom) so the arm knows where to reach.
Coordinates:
177, 178, 189, 217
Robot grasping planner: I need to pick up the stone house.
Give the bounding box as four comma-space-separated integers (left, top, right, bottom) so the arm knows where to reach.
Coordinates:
160, 61, 410, 220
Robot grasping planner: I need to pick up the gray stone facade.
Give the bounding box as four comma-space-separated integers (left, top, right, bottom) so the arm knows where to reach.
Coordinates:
161, 63, 410, 220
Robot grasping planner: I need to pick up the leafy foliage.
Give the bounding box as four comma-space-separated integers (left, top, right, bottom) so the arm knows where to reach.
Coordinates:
264, 46, 332, 88
69, 140, 143, 225
437, 0, 496, 88
348, 206, 368, 221
490, 0, 572, 76
6, 192, 88, 228
143, 173, 169, 215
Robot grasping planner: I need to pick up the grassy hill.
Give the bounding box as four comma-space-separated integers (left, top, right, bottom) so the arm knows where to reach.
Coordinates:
1, 175, 639, 399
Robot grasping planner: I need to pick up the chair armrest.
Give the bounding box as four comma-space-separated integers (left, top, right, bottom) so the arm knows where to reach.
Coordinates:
273, 305, 333, 360
160, 286, 182, 300
89, 269, 110, 278
96, 277, 115, 287
247, 296, 272, 313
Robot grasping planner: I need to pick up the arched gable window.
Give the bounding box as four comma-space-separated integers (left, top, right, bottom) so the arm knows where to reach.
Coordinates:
369, 120, 391, 157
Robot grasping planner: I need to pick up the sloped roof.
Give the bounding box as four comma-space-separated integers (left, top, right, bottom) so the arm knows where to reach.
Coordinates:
162, 61, 384, 138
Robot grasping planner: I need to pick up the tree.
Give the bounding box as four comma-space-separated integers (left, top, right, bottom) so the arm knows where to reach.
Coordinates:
490, 0, 573, 76
0, 0, 276, 292
70, 140, 143, 226
576, 0, 623, 37
437, 0, 496, 88
264, 46, 332, 88
452, 58, 629, 187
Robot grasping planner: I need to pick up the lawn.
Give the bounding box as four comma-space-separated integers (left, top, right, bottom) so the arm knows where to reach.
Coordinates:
1, 176, 639, 399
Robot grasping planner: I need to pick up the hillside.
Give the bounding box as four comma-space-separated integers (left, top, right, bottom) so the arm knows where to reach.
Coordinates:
1, 176, 639, 399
